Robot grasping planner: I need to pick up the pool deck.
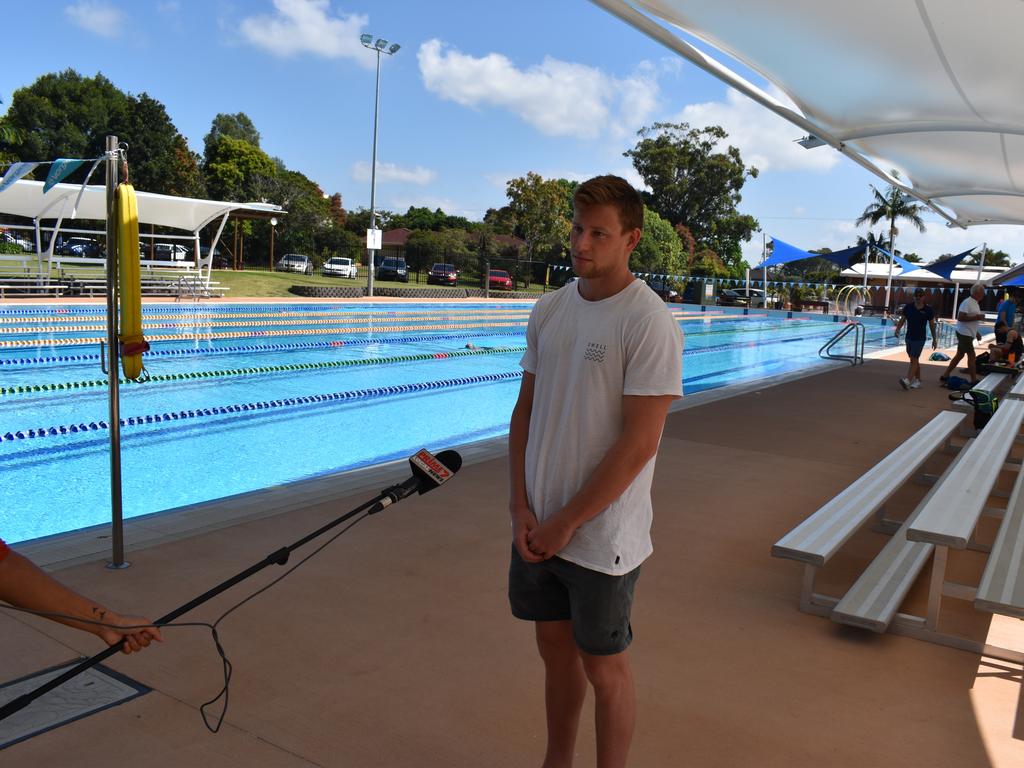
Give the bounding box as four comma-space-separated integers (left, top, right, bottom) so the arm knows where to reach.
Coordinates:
2, 345, 1023, 765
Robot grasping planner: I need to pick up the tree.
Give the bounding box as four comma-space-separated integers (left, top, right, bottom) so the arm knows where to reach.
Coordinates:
202, 135, 276, 202
0, 70, 201, 196
483, 205, 517, 235
203, 112, 261, 160
625, 122, 760, 263
854, 177, 926, 259
631, 207, 683, 276
964, 248, 1011, 267
505, 172, 570, 262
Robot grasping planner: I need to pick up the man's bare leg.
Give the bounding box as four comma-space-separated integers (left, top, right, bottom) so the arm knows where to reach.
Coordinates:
581, 649, 636, 768
536, 620, 587, 768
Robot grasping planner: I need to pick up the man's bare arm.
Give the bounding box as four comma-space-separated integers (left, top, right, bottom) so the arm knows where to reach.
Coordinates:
527, 394, 676, 559
508, 372, 543, 562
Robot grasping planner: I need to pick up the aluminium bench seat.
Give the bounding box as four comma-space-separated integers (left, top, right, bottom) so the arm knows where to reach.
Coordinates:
772, 410, 965, 567
975, 457, 1024, 619
831, 440, 974, 632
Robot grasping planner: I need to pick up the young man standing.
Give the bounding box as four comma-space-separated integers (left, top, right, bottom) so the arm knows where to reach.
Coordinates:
507, 175, 683, 768
893, 287, 937, 389
941, 282, 987, 386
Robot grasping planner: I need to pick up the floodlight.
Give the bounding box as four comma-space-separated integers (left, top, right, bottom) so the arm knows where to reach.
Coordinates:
388, 43, 401, 54
360, 33, 372, 45
797, 134, 826, 149
375, 38, 388, 50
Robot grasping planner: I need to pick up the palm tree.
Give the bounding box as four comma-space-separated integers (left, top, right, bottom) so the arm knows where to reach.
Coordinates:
855, 177, 926, 310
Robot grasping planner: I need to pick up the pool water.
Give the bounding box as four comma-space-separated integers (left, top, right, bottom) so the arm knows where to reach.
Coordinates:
0, 301, 898, 542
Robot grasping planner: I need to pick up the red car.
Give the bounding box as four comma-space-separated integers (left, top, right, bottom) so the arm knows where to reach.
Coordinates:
427, 263, 458, 286
488, 269, 513, 291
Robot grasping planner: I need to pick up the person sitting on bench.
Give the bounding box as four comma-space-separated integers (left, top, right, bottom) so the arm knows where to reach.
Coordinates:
988, 329, 1023, 364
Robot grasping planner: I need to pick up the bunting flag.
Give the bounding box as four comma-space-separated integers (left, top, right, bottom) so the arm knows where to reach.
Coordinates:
43, 159, 86, 192
0, 161, 39, 194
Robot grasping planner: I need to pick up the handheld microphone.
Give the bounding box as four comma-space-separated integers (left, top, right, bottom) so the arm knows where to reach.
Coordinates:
374, 448, 463, 512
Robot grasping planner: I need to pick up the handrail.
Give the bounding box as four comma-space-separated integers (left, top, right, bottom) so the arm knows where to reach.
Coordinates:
819, 322, 865, 366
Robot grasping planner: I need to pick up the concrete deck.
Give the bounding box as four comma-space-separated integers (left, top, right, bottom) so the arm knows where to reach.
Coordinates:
2, 352, 1023, 766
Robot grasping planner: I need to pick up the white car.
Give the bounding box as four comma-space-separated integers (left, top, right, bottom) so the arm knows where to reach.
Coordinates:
322, 256, 358, 278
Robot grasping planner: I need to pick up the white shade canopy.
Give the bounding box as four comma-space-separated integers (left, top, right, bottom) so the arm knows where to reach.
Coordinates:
0, 180, 282, 232
592, 0, 1024, 228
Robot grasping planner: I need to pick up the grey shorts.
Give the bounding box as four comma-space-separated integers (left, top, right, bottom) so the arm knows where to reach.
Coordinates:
508, 545, 641, 655
956, 332, 975, 354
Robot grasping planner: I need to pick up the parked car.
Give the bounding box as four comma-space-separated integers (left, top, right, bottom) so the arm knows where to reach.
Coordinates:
1, 231, 33, 252
646, 279, 680, 302
322, 256, 358, 278
376, 257, 408, 282
153, 243, 190, 261
488, 268, 514, 291
427, 263, 458, 286
716, 288, 766, 308
275, 253, 313, 274
59, 237, 103, 257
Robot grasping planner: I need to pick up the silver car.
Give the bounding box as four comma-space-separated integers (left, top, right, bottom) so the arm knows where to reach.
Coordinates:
275, 253, 313, 275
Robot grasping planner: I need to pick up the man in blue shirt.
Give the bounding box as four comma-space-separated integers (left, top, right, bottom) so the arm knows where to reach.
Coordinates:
996, 291, 1017, 332
894, 287, 938, 389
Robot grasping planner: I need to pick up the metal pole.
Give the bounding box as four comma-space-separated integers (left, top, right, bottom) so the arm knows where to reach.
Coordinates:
367, 47, 381, 298
883, 228, 897, 314
104, 135, 127, 569
977, 241, 986, 280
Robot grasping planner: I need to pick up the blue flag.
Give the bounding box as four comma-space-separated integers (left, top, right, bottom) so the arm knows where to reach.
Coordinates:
44, 159, 86, 192
0, 162, 39, 194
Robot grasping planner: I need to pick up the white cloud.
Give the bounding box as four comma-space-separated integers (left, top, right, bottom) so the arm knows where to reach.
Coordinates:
239, 0, 369, 64
157, 1, 179, 13
352, 161, 436, 186
676, 86, 839, 174
64, 1, 125, 38
417, 39, 659, 140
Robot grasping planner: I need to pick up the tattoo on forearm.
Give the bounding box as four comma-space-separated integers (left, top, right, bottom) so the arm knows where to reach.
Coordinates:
91, 605, 107, 622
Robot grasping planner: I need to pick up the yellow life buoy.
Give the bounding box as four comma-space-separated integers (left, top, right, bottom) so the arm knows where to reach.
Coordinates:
115, 183, 149, 380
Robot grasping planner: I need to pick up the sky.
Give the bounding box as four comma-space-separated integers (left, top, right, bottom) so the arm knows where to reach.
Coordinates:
4, 0, 1024, 268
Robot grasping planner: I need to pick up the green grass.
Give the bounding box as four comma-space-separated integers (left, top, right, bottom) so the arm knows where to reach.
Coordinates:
210, 269, 549, 297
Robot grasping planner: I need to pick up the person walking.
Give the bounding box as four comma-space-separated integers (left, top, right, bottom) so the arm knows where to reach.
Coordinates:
893, 287, 937, 389
940, 282, 987, 386
996, 290, 1017, 331
507, 175, 683, 768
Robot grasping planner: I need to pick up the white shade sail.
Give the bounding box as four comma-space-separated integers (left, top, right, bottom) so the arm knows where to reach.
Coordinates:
592, 0, 1024, 228
0, 180, 282, 232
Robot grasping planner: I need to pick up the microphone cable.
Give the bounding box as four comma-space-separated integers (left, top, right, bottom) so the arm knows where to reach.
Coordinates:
0, 509, 371, 733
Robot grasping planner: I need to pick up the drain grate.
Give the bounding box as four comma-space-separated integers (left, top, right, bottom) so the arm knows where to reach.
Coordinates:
0, 660, 149, 750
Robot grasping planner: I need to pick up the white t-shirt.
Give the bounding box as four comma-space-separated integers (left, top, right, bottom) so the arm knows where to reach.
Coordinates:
520, 279, 684, 575
955, 296, 982, 336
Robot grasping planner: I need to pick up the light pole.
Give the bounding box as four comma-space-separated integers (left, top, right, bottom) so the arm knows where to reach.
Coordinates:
269, 217, 277, 272
361, 33, 400, 297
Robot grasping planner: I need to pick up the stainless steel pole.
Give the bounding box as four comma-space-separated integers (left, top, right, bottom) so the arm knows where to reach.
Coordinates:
366, 48, 381, 298
104, 136, 127, 568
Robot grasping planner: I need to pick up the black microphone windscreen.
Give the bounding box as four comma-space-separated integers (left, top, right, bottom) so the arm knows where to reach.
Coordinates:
408, 448, 463, 495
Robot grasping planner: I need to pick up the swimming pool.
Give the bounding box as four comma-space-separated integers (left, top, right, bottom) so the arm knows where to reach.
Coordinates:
0, 300, 900, 543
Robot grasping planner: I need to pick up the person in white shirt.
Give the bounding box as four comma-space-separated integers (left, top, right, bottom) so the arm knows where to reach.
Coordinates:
507, 175, 683, 768
940, 282, 986, 386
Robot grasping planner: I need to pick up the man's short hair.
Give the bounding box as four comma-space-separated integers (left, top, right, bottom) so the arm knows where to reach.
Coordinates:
913, 287, 925, 296
573, 175, 644, 233
971, 282, 986, 295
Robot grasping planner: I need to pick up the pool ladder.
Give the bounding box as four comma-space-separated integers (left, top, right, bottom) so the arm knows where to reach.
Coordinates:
819, 322, 865, 366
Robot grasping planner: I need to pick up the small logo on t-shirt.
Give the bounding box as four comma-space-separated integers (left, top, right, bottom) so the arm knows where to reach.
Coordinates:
584, 342, 606, 363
